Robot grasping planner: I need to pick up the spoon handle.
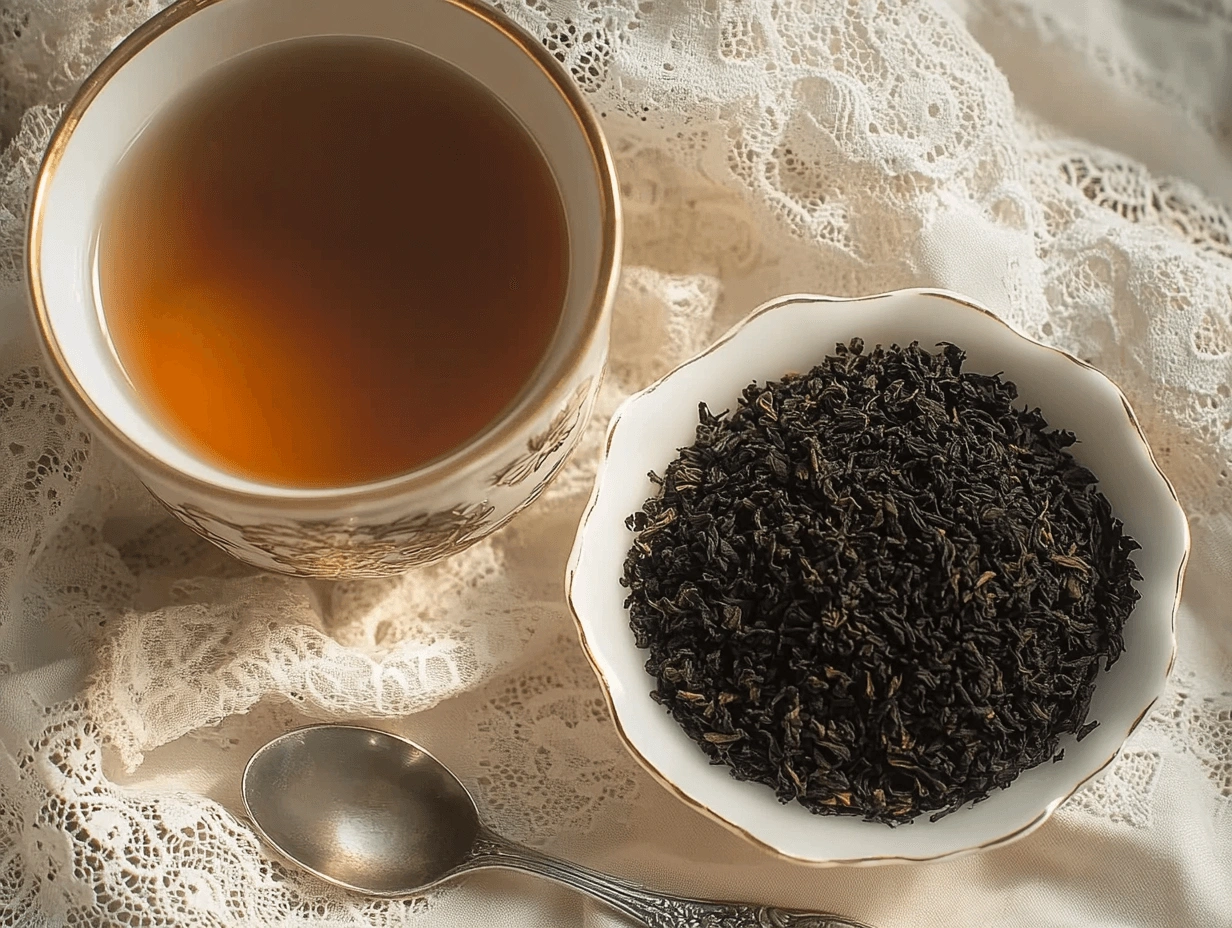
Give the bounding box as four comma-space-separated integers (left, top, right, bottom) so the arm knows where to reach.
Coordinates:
466, 830, 872, 928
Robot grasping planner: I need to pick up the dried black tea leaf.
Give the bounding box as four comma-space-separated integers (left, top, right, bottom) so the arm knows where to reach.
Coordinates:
621, 339, 1141, 825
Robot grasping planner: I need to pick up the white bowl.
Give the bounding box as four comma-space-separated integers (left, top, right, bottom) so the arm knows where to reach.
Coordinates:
566, 289, 1188, 865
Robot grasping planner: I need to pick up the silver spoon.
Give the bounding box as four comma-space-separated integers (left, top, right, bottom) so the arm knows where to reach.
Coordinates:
242, 724, 873, 928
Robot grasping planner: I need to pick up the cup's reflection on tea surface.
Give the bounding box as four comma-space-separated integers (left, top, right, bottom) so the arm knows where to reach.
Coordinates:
29, 0, 620, 577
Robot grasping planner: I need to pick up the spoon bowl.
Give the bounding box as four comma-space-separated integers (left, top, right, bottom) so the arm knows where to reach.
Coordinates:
243, 725, 478, 894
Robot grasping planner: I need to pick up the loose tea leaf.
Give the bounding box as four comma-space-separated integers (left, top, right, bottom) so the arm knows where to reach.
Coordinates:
622, 339, 1142, 825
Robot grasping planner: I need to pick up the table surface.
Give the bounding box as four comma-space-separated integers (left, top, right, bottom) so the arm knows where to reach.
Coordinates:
0, 1, 1229, 926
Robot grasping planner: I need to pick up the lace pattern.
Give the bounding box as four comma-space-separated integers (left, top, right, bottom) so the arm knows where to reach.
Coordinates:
464, 631, 644, 846
1, 700, 442, 926
1, 0, 1231, 924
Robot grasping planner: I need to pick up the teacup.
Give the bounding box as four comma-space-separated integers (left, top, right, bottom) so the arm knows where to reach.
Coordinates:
27, 0, 620, 578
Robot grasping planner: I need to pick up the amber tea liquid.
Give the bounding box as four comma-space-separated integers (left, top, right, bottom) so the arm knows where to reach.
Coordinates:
97, 36, 568, 487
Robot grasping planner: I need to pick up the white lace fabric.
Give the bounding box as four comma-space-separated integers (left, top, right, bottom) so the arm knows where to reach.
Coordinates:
1, 1, 1230, 925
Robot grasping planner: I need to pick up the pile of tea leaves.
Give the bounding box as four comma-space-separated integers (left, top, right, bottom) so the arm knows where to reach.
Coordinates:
622, 339, 1141, 825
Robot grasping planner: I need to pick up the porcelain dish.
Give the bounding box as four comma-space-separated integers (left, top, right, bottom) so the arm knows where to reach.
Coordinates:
566, 289, 1188, 865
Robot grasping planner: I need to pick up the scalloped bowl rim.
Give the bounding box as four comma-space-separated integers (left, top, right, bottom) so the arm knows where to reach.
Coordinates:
565, 288, 1188, 866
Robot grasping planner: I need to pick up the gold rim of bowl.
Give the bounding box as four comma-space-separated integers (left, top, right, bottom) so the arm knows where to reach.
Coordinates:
26, 0, 621, 508
565, 288, 1189, 866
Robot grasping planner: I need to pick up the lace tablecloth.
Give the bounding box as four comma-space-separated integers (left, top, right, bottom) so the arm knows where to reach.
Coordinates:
1, 1, 1230, 925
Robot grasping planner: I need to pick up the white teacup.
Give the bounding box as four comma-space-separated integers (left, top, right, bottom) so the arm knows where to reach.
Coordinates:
28, 0, 620, 578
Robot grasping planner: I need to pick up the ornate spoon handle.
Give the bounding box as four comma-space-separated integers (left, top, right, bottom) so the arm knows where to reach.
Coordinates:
465, 830, 872, 928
